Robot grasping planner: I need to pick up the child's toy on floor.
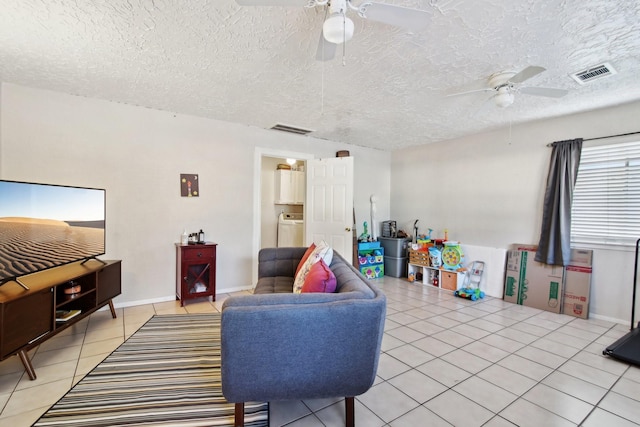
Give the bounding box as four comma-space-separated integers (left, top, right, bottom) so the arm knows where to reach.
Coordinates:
454, 260, 486, 300
454, 287, 485, 301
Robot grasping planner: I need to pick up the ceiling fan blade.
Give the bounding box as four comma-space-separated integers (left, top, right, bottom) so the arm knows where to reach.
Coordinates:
358, 2, 431, 31
447, 88, 494, 97
520, 86, 568, 98
236, 0, 307, 5
509, 66, 546, 84
315, 30, 336, 61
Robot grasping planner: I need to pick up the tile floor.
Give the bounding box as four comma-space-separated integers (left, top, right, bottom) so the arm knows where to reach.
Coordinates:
1, 276, 640, 426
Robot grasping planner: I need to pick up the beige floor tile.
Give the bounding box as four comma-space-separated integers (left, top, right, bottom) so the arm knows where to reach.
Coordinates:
598, 392, 640, 424
500, 398, 575, 427
386, 325, 426, 343
417, 358, 471, 388
376, 353, 411, 380
558, 360, 619, 389
463, 340, 510, 363
453, 376, 518, 413
270, 399, 313, 426
441, 349, 493, 374
84, 325, 125, 344
411, 336, 456, 357
498, 354, 553, 382
515, 345, 568, 369
123, 304, 156, 316
479, 333, 526, 353
612, 378, 640, 403
571, 351, 630, 376
0, 355, 28, 377
582, 407, 640, 427
0, 405, 50, 427
425, 389, 494, 427
184, 301, 217, 313
1, 378, 71, 418
75, 352, 110, 376
523, 383, 593, 424
79, 336, 124, 358
530, 337, 581, 358
542, 371, 608, 405
31, 345, 82, 368
432, 329, 475, 348
15, 360, 76, 391
386, 344, 435, 367
389, 405, 452, 427
477, 364, 537, 396
388, 369, 447, 404
357, 381, 420, 423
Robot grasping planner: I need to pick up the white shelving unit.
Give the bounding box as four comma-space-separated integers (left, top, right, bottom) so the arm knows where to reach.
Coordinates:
407, 249, 465, 291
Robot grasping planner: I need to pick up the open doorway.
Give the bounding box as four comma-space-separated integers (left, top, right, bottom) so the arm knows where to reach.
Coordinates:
260, 156, 305, 249
252, 147, 313, 284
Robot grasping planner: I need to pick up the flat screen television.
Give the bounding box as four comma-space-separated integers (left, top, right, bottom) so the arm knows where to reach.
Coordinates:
0, 180, 105, 288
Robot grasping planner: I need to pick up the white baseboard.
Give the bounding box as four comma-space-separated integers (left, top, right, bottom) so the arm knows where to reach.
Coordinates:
110, 286, 254, 309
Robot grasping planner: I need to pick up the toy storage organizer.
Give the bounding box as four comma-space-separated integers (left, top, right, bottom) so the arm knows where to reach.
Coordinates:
407, 249, 465, 291
358, 242, 384, 279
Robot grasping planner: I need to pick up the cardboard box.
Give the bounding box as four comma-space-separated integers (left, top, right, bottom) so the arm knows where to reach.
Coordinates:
503, 244, 563, 313
562, 249, 593, 319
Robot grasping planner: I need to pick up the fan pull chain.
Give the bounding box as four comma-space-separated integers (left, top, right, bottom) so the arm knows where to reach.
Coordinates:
342, 12, 347, 66
321, 53, 325, 114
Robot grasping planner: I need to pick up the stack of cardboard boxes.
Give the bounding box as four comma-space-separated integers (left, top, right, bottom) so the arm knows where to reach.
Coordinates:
504, 244, 593, 318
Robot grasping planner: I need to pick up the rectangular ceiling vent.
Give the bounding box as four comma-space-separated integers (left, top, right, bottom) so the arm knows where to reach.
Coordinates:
570, 62, 617, 85
270, 123, 313, 136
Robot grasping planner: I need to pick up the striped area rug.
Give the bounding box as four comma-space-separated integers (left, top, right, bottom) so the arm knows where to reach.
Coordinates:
34, 313, 268, 426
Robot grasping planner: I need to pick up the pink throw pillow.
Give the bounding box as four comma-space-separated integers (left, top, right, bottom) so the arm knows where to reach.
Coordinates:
301, 259, 337, 293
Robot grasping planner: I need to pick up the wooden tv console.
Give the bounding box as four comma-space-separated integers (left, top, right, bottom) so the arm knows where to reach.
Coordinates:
0, 259, 121, 380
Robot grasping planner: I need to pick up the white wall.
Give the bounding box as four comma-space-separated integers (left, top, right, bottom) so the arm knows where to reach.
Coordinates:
0, 83, 391, 306
391, 100, 640, 323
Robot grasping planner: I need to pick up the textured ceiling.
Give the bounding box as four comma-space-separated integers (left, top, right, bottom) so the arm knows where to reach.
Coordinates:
1, 0, 639, 150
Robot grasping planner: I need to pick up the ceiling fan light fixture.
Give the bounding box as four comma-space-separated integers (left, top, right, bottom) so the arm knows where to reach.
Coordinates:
494, 87, 514, 108
323, 13, 354, 44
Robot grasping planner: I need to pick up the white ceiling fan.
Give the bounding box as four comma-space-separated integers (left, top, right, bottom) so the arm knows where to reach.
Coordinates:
236, 0, 431, 61
449, 66, 569, 108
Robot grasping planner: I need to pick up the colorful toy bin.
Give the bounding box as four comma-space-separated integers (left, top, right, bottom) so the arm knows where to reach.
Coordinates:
358, 242, 384, 279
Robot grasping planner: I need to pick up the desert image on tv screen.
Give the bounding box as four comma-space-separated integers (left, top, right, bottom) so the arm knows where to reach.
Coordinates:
0, 181, 105, 283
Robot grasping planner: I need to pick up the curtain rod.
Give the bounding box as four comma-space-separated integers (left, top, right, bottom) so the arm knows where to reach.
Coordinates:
547, 131, 640, 147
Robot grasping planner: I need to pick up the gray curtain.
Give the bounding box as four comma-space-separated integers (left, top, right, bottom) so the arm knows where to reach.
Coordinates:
535, 138, 583, 266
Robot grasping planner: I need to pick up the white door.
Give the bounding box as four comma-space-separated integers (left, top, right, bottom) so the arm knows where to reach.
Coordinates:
305, 156, 354, 258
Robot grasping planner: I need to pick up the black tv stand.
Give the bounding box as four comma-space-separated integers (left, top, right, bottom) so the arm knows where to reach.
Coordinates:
81, 256, 107, 265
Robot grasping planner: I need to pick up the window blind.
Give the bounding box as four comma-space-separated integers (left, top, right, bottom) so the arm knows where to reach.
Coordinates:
571, 140, 640, 246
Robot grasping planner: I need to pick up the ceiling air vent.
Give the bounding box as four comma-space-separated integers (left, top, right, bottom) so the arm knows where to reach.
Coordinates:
570, 62, 617, 85
270, 123, 313, 136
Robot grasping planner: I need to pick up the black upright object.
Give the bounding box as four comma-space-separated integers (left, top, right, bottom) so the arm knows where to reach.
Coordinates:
603, 237, 640, 365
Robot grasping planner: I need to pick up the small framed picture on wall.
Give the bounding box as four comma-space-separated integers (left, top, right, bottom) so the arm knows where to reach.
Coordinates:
180, 174, 199, 197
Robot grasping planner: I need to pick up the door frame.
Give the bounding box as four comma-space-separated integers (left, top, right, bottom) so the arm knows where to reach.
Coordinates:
252, 147, 314, 286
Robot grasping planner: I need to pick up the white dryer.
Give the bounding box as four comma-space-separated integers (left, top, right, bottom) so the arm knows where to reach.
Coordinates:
277, 213, 304, 247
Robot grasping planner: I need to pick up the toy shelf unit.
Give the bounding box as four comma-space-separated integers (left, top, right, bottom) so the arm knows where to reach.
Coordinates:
407, 248, 465, 291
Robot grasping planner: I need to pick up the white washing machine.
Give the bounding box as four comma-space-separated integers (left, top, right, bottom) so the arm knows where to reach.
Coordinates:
277, 213, 304, 247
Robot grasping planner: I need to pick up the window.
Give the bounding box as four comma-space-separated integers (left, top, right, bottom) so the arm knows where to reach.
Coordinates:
571, 139, 640, 246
